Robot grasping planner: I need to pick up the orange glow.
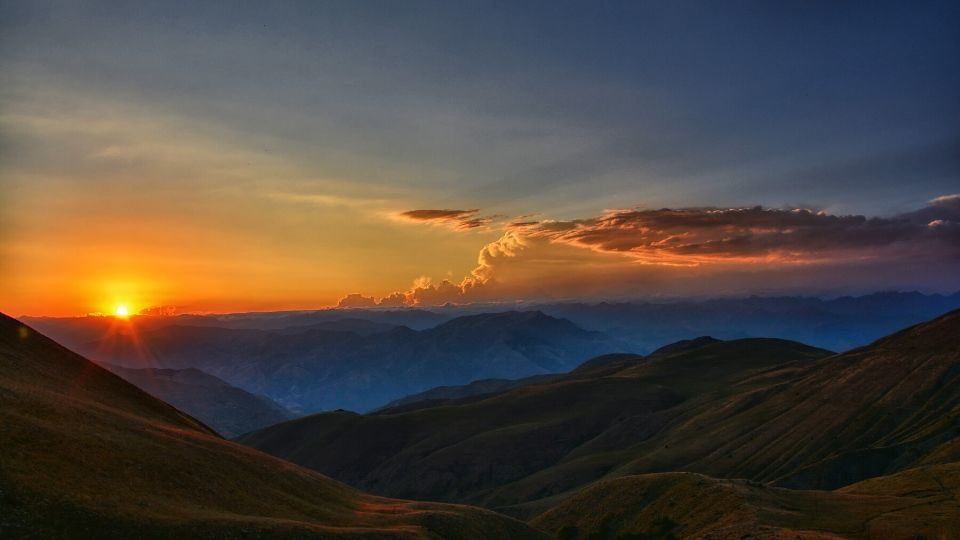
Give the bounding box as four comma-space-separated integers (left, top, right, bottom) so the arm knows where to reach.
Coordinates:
114, 305, 130, 318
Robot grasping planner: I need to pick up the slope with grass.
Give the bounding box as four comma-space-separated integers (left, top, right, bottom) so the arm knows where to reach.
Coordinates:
99, 363, 294, 437
609, 308, 960, 491
241, 310, 960, 515
0, 313, 545, 539
239, 338, 830, 506
531, 463, 960, 539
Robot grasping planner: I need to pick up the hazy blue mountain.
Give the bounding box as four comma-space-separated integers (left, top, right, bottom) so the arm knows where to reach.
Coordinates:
25, 291, 960, 356
99, 363, 293, 437
532, 290, 960, 352
79, 311, 625, 413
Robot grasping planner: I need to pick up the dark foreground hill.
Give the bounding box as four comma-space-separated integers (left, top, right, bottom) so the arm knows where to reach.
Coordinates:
0, 313, 544, 539
78, 311, 624, 413
531, 464, 960, 539
374, 373, 562, 414
99, 363, 294, 437
240, 310, 960, 518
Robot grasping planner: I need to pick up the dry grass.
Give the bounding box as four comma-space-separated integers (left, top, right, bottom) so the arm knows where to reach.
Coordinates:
531, 467, 960, 539
0, 314, 544, 539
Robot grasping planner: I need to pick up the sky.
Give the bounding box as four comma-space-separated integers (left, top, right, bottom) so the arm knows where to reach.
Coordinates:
1, 1, 958, 316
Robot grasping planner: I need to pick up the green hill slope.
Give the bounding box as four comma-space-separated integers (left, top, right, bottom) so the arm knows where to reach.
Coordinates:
239, 338, 830, 506
241, 310, 960, 516
0, 314, 544, 539
531, 463, 960, 539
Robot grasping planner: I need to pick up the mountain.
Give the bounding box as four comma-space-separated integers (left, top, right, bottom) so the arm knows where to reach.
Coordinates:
534, 290, 960, 352
238, 337, 830, 506
531, 464, 960, 538
239, 310, 960, 517
98, 363, 294, 437
646, 335, 721, 359
374, 373, 561, 414
610, 308, 960, 491
21, 308, 448, 347
272, 317, 399, 335
78, 311, 625, 413
0, 313, 544, 538
26, 292, 960, 382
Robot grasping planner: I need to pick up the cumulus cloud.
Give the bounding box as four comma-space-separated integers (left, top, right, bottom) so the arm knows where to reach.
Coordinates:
377, 291, 409, 307
396, 208, 497, 230
347, 195, 960, 307
337, 293, 378, 308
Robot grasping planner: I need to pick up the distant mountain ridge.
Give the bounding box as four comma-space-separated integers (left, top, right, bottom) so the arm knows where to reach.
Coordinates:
24, 290, 960, 355
534, 290, 960, 352
75, 310, 626, 413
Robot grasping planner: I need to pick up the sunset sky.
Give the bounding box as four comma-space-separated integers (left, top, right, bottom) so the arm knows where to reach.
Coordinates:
1, 1, 959, 316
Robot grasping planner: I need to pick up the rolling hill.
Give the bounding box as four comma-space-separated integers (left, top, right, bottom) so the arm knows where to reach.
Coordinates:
0, 313, 545, 539
98, 363, 294, 437
531, 463, 960, 539
238, 337, 831, 506
374, 373, 561, 414
239, 309, 960, 518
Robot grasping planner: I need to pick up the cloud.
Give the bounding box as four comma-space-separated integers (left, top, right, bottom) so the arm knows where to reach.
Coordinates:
344, 196, 960, 307
507, 199, 960, 264
268, 191, 388, 209
377, 291, 409, 307
337, 293, 378, 308
396, 208, 497, 230
930, 193, 960, 211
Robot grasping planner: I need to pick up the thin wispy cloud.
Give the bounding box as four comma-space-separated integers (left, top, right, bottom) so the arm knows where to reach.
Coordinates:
396, 209, 499, 230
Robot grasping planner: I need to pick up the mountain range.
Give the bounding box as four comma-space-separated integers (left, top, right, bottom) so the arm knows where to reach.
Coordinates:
238, 308, 960, 534
0, 313, 544, 538
73, 311, 625, 413
5, 306, 960, 537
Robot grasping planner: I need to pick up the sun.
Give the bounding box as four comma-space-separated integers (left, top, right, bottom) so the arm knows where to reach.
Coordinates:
114, 305, 130, 318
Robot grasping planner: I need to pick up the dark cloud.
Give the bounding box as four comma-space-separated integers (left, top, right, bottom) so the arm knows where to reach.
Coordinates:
510, 197, 960, 262
397, 209, 496, 230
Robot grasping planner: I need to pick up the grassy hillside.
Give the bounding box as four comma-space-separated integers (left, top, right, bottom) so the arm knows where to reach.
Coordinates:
100, 363, 294, 437
0, 314, 545, 539
241, 310, 960, 516
612, 308, 960, 489
531, 463, 960, 539
239, 338, 830, 506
